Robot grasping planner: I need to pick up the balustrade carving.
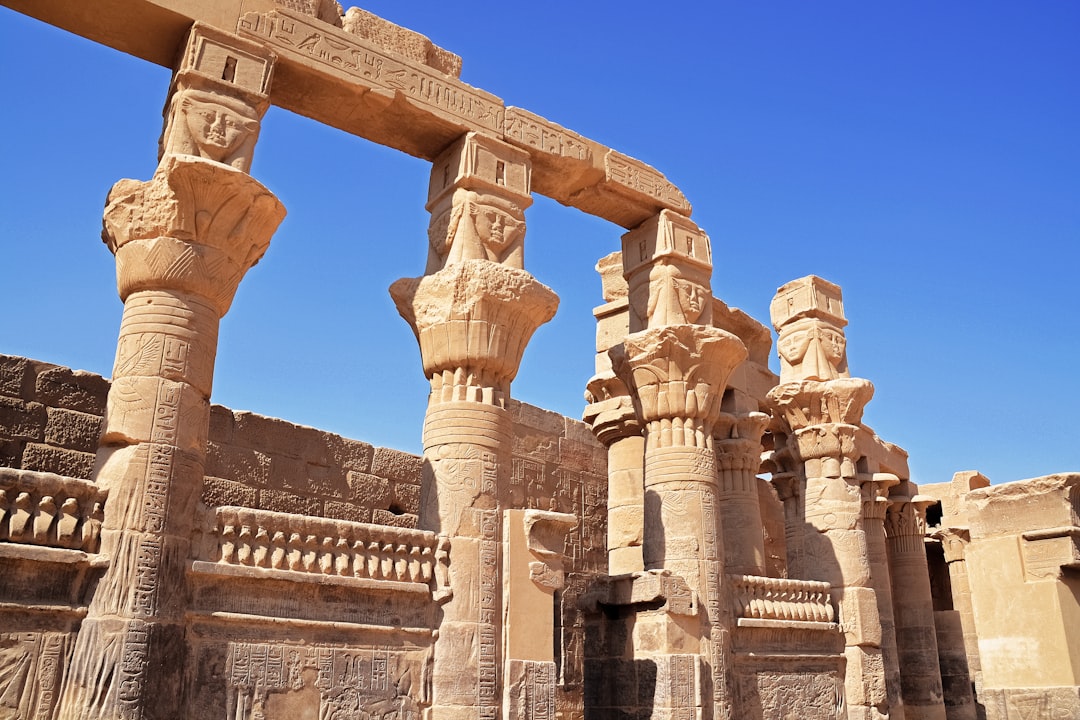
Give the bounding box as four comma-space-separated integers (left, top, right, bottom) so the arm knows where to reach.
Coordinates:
729, 574, 834, 624
198, 506, 439, 588
0, 468, 106, 552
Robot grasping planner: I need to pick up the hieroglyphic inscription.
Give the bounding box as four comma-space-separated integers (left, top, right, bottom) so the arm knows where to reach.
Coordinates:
736, 668, 843, 719
604, 151, 690, 213
656, 654, 696, 717
117, 623, 150, 712
0, 632, 69, 719
478, 508, 499, 714
223, 642, 422, 720
239, 10, 503, 134
515, 661, 555, 720
503, 108, 592, 162
130, 536, 163, 617
481, 451, 498, 497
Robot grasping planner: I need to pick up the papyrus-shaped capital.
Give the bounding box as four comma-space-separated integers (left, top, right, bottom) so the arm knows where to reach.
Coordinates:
103, 156, 285, 315
767, 377, 874, 431
390, 260, 558, 404
611, 325, 746, 448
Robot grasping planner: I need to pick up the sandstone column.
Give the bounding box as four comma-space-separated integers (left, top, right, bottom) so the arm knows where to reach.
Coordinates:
391, 132, 558, 720
863, 473, 906, 720
585, 252, 645, 575
59, 26, 284, 720
584, 373, 645, 575
613, 210, 747, 720
886, 491, 947, 720
767, 276, 887, 720
714, 411, 769, 576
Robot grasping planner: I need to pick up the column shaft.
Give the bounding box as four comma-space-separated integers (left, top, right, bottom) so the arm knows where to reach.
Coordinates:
887, 501, 947, 720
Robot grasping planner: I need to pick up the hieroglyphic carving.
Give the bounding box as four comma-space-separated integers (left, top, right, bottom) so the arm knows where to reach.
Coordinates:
223, 642, 423, 720
478, 508, 500, 714
239, 10, 503, 133
735, 668, 844, 720
503, 108, 593, 163
604, 151, 691, 215
506, 661, 555, 720
0, 632, 69, 720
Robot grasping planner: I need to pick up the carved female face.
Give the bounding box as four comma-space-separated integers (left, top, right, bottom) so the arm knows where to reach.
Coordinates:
777, 318, 847, 381
469, 203, 524, 253
673, 278, 706, 324
181, 98, 255, 162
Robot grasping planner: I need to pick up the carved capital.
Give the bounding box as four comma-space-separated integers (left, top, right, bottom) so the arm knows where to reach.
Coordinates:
390, 259, 558, 405
714, 411, 769, 472
791, 423, 861, 480
583, 372, 641, 446
770, 275, 850, 384
426, 133, 532, 273
933, 527, 970, 564
611, 325, 746, 448
767, 377, 874, 430
885, 495, 936, 541
103, 156, 285, 315
860, 472, 900, 522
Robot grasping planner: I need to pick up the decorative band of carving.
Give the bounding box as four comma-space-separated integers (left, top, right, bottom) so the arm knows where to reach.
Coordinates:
729, 574, 834, 623
423, 401, 510, 450
115, 291, 220, 397
645, 446, 716, 486
198, 506, 438, 587
0, 469, 107, 552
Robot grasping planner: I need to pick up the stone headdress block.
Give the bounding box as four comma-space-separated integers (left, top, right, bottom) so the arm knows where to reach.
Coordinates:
620, 209, 712, 280
770, 275, 846, 331
174, 22, 275, 101
427, 132, 532, 210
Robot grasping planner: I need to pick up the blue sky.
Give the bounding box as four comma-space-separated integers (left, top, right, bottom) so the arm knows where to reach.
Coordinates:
1, 2, 1077, 486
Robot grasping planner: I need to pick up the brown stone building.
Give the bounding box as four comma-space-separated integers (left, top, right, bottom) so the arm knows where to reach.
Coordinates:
0, 2, 1077, 719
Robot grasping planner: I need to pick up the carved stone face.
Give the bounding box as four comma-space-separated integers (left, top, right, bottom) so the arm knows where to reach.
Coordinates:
182, 98, 254, 163
644, 263, 709, 327
469, 201, 524, 253
426, 190, 526, 271
777, 318, 847, 382
673, 278, 706, 324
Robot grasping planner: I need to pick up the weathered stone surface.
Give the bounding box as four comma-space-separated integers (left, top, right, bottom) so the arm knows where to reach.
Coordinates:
20, 442, 96, 479
33, 366, 109, 415
371, 446, 423, 485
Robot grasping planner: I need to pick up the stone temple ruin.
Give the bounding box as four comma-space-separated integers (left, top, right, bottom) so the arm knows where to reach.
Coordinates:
1, 3, 1078, 720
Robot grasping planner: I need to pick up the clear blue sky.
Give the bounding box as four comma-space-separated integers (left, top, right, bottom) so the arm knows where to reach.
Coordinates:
2, 2, 1077, 486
